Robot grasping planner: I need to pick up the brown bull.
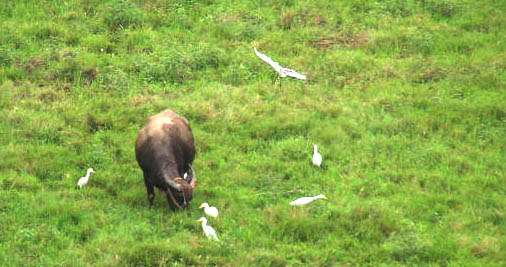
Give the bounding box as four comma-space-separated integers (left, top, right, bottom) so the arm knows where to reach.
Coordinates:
135, 109, 196, 211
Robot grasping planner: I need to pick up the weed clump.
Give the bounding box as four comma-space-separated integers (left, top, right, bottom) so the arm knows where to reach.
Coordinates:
87, 113, 113, 133
123, 242, 199, 266
50, 52, 99, 84
425, 0, 460, 18
101, 0, 145, 31
137, 46, 226, 84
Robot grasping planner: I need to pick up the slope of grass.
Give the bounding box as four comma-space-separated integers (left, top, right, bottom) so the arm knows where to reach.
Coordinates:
0, 0, 505, 265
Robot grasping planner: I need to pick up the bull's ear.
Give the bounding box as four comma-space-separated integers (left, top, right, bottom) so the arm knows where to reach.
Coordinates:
184, 172, 193, 183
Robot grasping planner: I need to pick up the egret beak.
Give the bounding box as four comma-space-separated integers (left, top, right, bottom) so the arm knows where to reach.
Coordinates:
199, 204, 204, 209
323, 197, 329, 200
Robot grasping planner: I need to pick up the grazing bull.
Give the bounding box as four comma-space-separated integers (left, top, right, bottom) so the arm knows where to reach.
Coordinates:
135, 109, 197, 211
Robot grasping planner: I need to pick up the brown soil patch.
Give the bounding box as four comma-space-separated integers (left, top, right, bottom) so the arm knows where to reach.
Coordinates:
315, 31, 370, 49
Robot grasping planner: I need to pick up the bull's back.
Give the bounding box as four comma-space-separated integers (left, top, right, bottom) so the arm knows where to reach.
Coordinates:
135, 109, 195, 170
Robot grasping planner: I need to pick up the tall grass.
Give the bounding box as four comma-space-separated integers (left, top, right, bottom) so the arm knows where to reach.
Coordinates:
0, 0, 505, 265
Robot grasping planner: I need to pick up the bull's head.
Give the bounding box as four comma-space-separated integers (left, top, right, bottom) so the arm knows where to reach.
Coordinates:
165, 170, 197, 210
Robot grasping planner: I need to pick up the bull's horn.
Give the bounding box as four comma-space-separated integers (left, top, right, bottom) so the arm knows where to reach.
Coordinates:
188, 164, 197, 188
164, 174, 183, 191
168, 179, 183, 191
189, 164, 196, 180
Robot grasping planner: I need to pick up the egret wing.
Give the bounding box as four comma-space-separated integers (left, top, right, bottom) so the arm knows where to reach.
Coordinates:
206, 226, 219, 241
209, 207, 219, 217
254, 48, 283, 73
77, 177, 87, 187
282, 67, 307, 80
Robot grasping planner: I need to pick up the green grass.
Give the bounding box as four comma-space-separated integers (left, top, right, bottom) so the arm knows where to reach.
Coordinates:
0, 0, 505, 265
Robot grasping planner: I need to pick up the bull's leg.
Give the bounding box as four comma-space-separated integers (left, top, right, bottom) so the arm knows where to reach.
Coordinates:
166, 194, 177, 212
166, 188, 183, 212
143, 176, 155, 209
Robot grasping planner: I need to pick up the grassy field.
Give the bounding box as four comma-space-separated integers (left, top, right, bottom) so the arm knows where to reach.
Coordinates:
0, 0, 505, 265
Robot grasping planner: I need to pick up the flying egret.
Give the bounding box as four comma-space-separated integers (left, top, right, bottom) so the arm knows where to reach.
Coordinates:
289, 194, 328, 206
77, 168, 95, 189
312, 145, 322, 167
199, 203, 219, 219
197, 217, 219, 241
254, 47, 306, 87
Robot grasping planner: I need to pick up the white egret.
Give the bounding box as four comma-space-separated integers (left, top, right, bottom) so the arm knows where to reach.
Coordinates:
197, 217, 219, 241
199, 203, 219, 218
254, 48, 306, 87
77, 168, 95, 189
312, 145, 322, 167
289, 194, 328, 206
